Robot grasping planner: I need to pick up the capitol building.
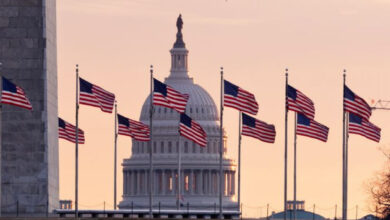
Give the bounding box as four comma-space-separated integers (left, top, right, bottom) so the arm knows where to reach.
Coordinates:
118, 16, 238, 214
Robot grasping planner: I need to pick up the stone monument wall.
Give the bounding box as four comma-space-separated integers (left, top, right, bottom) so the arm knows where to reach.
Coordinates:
0, 0, 58, 214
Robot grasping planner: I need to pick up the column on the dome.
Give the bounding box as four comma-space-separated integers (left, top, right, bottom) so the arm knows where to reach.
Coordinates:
211, 171, 214, 195
195, 170, 199, 194
199, 170, 203, 194
231, 171, 235, 195
129, 171, 133, 195
171, 169, 176, 195
222, 170, 227, 196
127, 171, 130, 195
138, 170, 142, 195
144, 170, 148, 195
139, 170, 142, 194
133, 170, 138, 195
207, 170, 212, 195
228, 171, 231, 195
123, 171, 126, 195
202, 170, 206, 194
189, 169, 194, 195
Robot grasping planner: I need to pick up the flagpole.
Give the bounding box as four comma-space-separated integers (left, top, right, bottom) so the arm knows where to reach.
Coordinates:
342, 70, 346, 220
177, 128, 181, 210
237, 111, 242, 213
149, 65, 154, 218
75, 64, 79, 218
293, 112, 297, 220
114, 101, 118, 210
345, 110, 349, 220
219, 67, 224, 219
345, 69, 349, 220
284, 68, 288, 220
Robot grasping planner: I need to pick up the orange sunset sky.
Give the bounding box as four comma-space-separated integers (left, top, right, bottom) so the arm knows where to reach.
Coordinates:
56, 0, 390, 218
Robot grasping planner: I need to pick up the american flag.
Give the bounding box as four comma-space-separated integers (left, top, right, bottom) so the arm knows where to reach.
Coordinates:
224, 80, 258, 115
179, 113, 207, 147
344, 85, 371, 120
241, 113, 276, 143
153, 78, 189, 113
296, 113, 329, 142
287, 85, 315, 120
117, 114, 150, 142
349, 113, 381, 142
79, 78, 115, 113
58, 117, 85, 144
1, 77, 32, 110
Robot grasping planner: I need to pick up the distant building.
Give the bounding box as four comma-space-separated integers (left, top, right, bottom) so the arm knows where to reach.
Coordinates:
118, 15, 237, 214
59, 200, 72, 210
270, 201, 325, 220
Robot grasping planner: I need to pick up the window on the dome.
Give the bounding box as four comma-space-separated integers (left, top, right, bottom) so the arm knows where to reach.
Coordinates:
161, 141, 164, 153
184, 174, 189, 192
168, 141, 172, 153
153, 142, 157, 153
168, 174, 173, 192
192, 142, 196, 153
133, 145, 138, 154
184, 142, 188, 153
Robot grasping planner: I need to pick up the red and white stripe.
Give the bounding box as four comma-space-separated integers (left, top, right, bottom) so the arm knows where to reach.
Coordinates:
80, 85, 115, 113
179, 120, 207, 147
242, 120, 276, 143
59, 123, 85, 144
344, 97, 371, 121
153, 87, 188, 113
1, 87, 32, 110
349, 119, 381, 142
297, 120, 329, 142
288, 90, 315, 120
118, 119, 150, 142
224, 87, 258, 115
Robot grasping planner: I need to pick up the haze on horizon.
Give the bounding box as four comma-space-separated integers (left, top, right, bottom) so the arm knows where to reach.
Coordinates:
56, 0, 390, 218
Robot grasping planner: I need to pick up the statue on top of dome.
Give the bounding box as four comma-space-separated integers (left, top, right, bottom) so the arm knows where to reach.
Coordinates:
174, 14, 186, 48
176, 14, 183, 33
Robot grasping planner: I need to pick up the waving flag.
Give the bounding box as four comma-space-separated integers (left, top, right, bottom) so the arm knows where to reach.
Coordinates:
296, 113, 329, 142
224, 80, 258, 115
344, 86, 371, 120
117, 114, 150, 142
349, 113, 381, 142
241, 113, 276, 143
287, 85, 315, 119
1, 77, 32, 110
79, 78, 115, 113
179, 113, 207, 147
58, 118, 85, 144
153, 78, 189, 113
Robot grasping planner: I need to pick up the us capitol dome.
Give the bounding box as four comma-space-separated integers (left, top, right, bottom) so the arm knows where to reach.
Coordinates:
118, 15, 237, 214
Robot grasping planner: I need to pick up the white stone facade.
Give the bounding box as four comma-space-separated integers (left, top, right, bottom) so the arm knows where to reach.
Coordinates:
118, 19, 237, 211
